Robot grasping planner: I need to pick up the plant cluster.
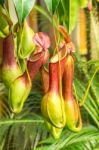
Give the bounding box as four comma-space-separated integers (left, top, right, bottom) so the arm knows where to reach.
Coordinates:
0, 0, 99, 149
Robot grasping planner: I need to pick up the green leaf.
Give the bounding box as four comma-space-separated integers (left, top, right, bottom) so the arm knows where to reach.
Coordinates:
61, 0, 80, 33
34, 5, 52, 22
36, 126, 99, 150
44, 0, 61, 14
0, 15, 9, 38
17, 21, 35, 59
79, 0, 88, 8
7, 0, 18, 25
0, 0, 4, 5
0, 5, 12, 24
13, 0, 36, 23
57, 1, 64, 24
74, 78, 99, 127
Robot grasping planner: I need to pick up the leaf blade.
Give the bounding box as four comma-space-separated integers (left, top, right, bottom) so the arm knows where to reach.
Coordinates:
13, 0, 36, 23
62, 0, 80, 33
44, 0, 61, 14
0, 0, 4, 5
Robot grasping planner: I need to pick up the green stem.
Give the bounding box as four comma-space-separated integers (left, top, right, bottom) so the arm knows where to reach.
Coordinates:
82, 67, 99, 106
34, 5, 52, 23
0, 119, 44, 125
80, 67, 99, 106
74, 79, 99, 127
75, 79, 98, 111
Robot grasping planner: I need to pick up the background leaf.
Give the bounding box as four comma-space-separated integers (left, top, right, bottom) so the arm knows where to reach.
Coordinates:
79, 0, 88, 8
44, 0, 61, 14
7, 0, 18, 25
13, 0, 36, 23
0, 0, 4, 5
34, 126, 99, 150
0, 15, 9, 38
61, 0, 80, 33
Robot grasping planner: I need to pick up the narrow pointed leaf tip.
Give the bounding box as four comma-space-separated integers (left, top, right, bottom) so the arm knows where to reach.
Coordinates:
13, 0, 36, 23
44, 0, 61, 14
61, 0, 80, 33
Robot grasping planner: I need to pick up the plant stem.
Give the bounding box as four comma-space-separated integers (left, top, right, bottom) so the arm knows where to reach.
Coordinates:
80, 67, 99, 106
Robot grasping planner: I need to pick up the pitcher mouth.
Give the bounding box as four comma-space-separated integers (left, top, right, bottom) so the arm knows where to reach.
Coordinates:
28, 51, 44, 62
58, 25, 75, 54
58, 25, 71, 43
40, 40, 67, 94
